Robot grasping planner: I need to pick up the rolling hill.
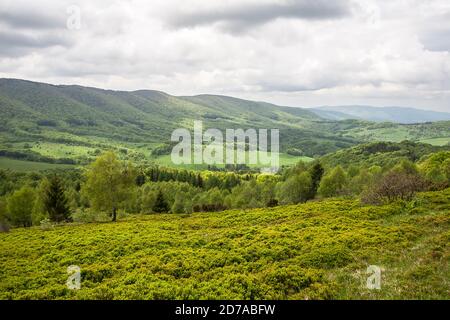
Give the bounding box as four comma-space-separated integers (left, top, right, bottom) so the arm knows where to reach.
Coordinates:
0, 78, 448, 169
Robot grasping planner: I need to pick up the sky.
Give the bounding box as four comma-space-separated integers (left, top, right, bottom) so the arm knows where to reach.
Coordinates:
0, 0, 449, 112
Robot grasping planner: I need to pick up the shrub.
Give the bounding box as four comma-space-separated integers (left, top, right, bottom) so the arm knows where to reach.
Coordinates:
40, 218, 54, 231
362, 171, 429, 204
72, 208, 110, 223
0, 221, 10, 233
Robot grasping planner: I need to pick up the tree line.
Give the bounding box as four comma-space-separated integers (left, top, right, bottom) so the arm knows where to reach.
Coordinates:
0, 150, 449, 229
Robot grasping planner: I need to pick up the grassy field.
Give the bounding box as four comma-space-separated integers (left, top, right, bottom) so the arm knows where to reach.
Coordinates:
1, 188, 448, 300
0, 157, 77, 172
151, 152, 313, 170
419, 137, 450, 146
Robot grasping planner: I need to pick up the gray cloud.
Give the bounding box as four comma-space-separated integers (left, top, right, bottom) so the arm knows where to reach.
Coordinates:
168, 0, 352, 31
0, 8, 65, 30
257, 81, 331, 92
420, 29, 450, 52
1, 0, 450, 112
0, 30, 71, 56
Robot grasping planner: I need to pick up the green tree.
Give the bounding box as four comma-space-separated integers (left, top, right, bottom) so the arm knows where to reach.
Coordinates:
308, 162, 324, 200
153, 190, 170, 213
82, 152, 136, 222
7, 186, 35, 227
32, 178, 50, 225
44, 176, 71, 222
0, 197, 9, 232
392, 159, 418, 175
443, 158, 450, 182
277, 172, 312, 204
171, 193, 185, 214
318, 166, 348, 198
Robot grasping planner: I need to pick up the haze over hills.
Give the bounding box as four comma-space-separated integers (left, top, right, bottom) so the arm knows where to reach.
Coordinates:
0, 78, 449, 167
310, 105, 450, 124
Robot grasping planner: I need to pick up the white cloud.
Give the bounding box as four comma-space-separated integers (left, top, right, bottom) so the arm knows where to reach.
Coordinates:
0, 0, 449, 111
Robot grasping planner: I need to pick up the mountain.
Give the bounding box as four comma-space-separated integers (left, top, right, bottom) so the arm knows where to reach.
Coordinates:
310, 106, 450, 124
0, 78, 448, 167
0, 78, 357, 164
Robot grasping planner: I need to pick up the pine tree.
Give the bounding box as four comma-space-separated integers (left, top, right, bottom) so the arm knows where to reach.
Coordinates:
308, 162, 324, 199
152, 190, 169, 213
45, 176, 71, 222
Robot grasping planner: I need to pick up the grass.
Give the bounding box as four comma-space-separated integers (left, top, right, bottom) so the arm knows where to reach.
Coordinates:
419, 137, 450, 146
0, 188, 448, 300
150, 153, 313, 170
0, 157, 77, 172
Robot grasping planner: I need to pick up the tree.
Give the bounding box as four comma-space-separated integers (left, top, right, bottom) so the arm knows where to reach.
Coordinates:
308, 162, 324, 200
32, 178, 51, 225
392, 159, 418, 175
0, 197, 9, 232
44, 176, 71, 222
277, 172, 312, 204
7, 186, 35, 227
171, 193, 185, 214
135, 174, 146, 187
362, 171, 428, 204
196, 174, 204, 188
153, 190, 170, 213
82, 152, 136, 222
318, 166, 348, 198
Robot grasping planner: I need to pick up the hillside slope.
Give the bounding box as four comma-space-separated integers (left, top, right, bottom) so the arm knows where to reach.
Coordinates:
311, 106, 450, 123
0, 188, 448, 299
0, 79, 448, 168
0, 78, 358, 161
319, 141, 450, 169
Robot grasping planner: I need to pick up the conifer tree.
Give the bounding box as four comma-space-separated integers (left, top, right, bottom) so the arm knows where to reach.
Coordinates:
308, 162, 324, 199
45, 176, 71, 222
153, 190, 170, 213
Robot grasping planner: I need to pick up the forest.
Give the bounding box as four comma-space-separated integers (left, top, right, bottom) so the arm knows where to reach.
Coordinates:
1, 141, 449, 228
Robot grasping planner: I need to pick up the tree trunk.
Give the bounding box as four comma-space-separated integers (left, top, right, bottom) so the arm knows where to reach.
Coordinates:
112, 206, 117, 222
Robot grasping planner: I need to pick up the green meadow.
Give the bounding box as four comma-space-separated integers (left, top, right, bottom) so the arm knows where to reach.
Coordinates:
1, 188, 448, 300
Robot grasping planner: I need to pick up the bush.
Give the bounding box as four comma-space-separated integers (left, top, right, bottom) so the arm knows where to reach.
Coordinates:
72, 209, 110, 223
362, 171, 429, 204
40, 218, 54, 231
0, 221, 10, 233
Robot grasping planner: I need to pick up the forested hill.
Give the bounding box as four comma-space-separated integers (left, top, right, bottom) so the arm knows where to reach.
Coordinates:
0, 78, 358, 157
319, 141, 450, 169
0, 78, 449, 166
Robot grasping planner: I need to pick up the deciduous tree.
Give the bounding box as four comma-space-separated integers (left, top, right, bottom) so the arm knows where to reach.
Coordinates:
82, 152, 136, 221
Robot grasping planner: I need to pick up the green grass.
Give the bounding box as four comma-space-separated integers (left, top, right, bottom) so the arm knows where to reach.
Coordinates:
0, 157, 77, 171
419, 137, 450, 146
30, 142, 96, 158
150, 152, 313, 170
1, 188, 448, 300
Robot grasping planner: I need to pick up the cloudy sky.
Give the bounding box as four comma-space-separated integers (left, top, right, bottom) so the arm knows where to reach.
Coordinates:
0, 0, 449, 111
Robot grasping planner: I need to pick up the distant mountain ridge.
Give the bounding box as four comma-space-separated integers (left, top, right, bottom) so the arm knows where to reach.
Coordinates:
310, 105, 450, 124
